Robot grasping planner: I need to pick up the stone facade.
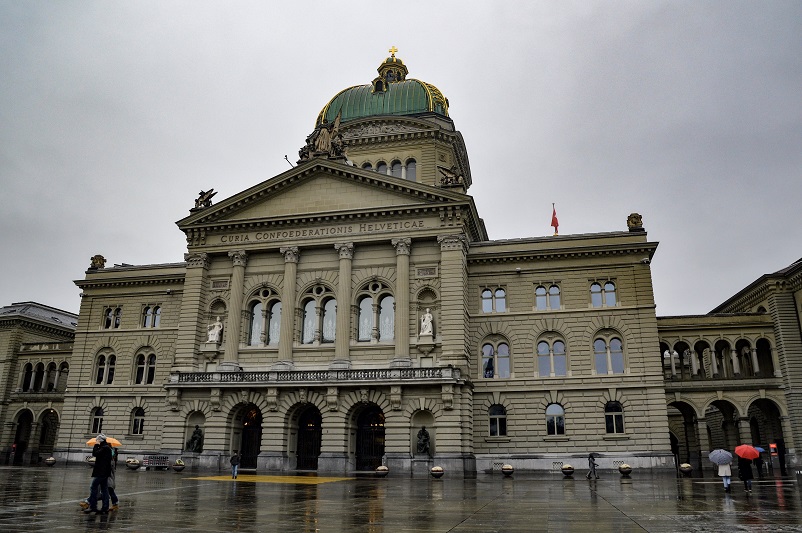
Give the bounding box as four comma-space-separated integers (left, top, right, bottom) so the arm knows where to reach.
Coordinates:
1, 54, 798, 475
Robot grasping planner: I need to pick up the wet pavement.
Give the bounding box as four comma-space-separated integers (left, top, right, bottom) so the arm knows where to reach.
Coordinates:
0, 465, 800, 532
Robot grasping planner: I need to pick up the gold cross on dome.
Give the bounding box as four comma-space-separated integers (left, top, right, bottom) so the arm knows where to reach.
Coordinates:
389, 46, 398, 57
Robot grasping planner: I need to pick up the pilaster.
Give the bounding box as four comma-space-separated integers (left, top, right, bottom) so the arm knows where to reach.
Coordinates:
221, 250, 247, 370
279, 247, 300, 364
174, 252, 210, 371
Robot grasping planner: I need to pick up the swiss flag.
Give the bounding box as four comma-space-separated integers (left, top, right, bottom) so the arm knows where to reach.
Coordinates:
551, 204, 559, 235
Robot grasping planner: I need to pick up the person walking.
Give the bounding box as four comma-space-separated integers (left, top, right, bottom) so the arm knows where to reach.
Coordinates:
80, 447, 119, 511
586, 453, 599, 480
84, 434, 113, 514
230, 451, 240, 479
753, 453, 765, 480
738, 456, 754, 493
718, 461, 732, 493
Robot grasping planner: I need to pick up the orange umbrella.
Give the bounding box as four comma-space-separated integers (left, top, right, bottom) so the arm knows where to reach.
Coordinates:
734, 444, 759, 460
86, 437, 122, 447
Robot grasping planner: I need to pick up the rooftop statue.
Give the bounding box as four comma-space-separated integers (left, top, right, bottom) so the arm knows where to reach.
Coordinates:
195, 189, 217, 209
298, 110, 347, 163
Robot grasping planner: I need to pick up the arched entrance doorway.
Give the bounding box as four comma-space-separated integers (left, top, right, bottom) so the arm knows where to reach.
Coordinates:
13, 410, 34, 465
234, 404, 262, 469
355, 405, 385, 471
296, 406, 322, 470
38, 409, 60, 459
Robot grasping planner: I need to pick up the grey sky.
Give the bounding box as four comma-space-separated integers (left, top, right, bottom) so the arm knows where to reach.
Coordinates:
2, 1, 800, 316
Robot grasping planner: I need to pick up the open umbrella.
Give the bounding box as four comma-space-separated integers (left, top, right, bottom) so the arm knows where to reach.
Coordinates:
754, 446, 765, 453
86, 436, 122, 448
708, 449, 733, 465
735, 444, 760, 460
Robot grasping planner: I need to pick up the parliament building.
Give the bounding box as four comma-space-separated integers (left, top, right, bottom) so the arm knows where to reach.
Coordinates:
1, 52, 799, 476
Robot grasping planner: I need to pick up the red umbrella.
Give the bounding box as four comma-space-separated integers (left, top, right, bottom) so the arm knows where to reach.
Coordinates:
734, 444, 760, 460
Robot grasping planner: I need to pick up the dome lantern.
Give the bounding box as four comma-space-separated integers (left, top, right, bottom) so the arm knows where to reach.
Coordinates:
373, 46, 409, 92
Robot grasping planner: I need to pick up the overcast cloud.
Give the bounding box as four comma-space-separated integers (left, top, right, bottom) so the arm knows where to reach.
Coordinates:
1, 1, 800, 316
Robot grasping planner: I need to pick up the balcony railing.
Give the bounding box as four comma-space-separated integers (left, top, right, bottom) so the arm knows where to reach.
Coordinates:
167, 366, 461, 386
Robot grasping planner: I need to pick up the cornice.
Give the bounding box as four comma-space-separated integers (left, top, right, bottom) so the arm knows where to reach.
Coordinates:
467, 242, 657, 264
76, 275, 185, 290
0, 318, 76, 340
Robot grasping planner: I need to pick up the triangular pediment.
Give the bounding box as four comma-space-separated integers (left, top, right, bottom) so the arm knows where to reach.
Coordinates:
178, 159, 474, 230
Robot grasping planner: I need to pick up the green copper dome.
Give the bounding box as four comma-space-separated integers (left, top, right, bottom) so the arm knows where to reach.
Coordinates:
316, 50, 449, 126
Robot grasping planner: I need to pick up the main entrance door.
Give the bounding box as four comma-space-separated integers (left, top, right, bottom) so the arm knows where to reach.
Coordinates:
296, 406, 322, 470
239, 405, 262, 469
355, 405, 385, 471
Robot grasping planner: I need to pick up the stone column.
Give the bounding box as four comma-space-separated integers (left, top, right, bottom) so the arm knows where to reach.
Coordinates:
689, 350, 699, 377
392, 238, 411, 361
279, 247, 299, 364
730, 348, 741, 377
736, 417, 751, 444
670, 350, 677, 377
750, 348, 760, 376
333, 243, 354, 367
174, 252, 209, 371
696, 419, 712, 470
606, 345, 614, 375
221, 250, 247, 370
710, 348, 719, 378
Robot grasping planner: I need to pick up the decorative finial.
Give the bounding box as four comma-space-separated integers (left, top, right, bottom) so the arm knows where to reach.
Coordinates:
389, 46, 398, 57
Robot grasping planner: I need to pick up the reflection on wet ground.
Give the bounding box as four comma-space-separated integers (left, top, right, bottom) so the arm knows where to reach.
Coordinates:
0, 465, 799, 532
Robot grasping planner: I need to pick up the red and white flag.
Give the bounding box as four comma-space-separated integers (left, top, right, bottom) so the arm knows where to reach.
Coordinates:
551, 204, 559, 235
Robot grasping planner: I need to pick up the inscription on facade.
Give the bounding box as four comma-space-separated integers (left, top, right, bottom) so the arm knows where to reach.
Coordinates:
216, 220, 427, 244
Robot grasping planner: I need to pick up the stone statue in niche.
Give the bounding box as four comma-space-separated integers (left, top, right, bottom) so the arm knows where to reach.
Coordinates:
420, 308, 433, 336
416, 426, 431, 456
207, 316, 223, 344
186, 425, 204, 452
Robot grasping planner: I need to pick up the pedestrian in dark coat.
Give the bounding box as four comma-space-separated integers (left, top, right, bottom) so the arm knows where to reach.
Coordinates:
586, 453, 599, 480
230, 451, 240, 479
84, 434, 113, 513
738, 456, 753, 493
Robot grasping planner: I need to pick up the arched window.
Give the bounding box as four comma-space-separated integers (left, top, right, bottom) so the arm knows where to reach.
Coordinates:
248, 301, 263, 346
535, 284, 561, 311
322, 299, 337, 343
591, 282, 617, 308
146, 355, 156, 384
21, 363, 33, 392
142, 307, 153, 327
481, 287, 506, 313
247, 289, 282, 346
605, 401, 624, 434
267, 301, 281, 345
537, 339, 567, 377
302, 300, 317, 344
356, 281, 394, 342
95, 355, 106, 384
594, 336, 625, 375
358, 297, 373, 341
95, 353, 116, 385
33, 363, 45, 391
91, 407, 104, 434
362, 162, 373, 170
301, 285, 337, 345
610, 338, 624, 374
376, 162, 388, 175
136, 353, 156, 385
391, 160, 402, 178
378, 295, 395, 341
594, 339, 608, 374
142, 306, 161, 328
489, 404, 507, 437
405, 159, 416, 182
103, 307, 122, 329
482, 341, 510, 378
546, 404, 565, 435
135, 354, 146, 384
46, 362, 58, 391
131, 407, 145, 435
